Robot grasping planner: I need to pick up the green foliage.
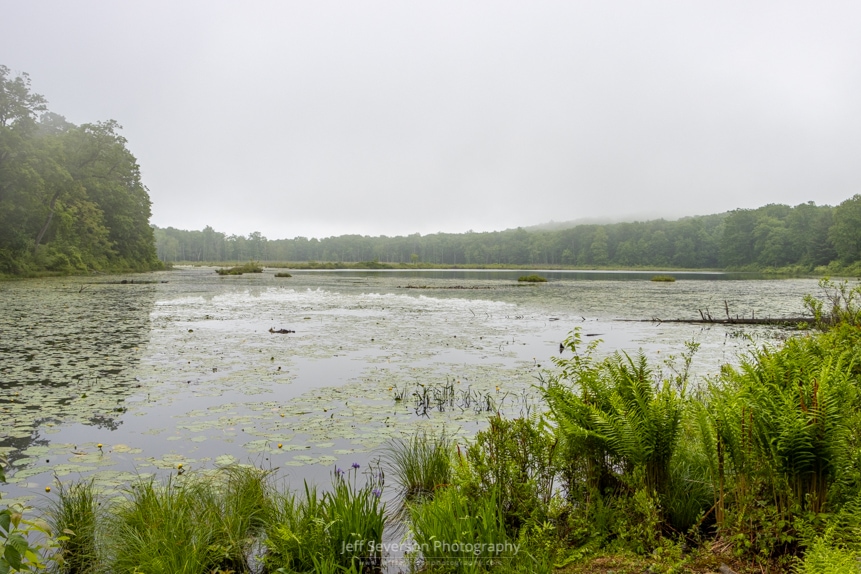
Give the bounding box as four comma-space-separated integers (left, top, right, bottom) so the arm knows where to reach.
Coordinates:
544, 331, 686, 502
106, 465, 274, 574
459, 416, 557, 534
794, 537, 861, 574
408, 486, 514, 573
274, 272, 292, 278
383, 431, 453, 509
108, 475, 220, 573
697, 323, 861, 559
0, 455, 63, 574
151, 197, 861, 270
650, 275, 676, 282
0, 65, 160, 277
517, 274, 547, 282
264, 483, 329, 572
215, 261, 263, 275
264, 465, 385, 573
803, 277, 861, 328
46, 478, 100, 573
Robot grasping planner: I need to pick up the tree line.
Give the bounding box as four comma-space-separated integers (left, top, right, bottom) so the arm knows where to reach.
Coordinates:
155, 196, 861, 270
0, 66, 161, 276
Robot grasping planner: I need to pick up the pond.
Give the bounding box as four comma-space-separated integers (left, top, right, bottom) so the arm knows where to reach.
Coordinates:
0, 267, 821, 505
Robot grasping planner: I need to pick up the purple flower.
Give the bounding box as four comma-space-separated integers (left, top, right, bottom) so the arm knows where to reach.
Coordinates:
372, 488, 382, 498
335, 466, 343, 476
351, 462, 361, 469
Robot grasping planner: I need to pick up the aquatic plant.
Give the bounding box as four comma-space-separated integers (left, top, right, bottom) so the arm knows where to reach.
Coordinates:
108, 474, 220, 573
408, 486, 514, 572
215, 261, 264, 275
517, 274, 547, 283
460, 415, 557, 534
650, 275, 676, 282
264, 464, 385, 572
383, 431, 453, 508
47, 477, 101, 573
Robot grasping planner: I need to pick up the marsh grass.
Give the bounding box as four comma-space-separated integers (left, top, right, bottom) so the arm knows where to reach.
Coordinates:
264, 466, 385, 572
215, 261, 263, 275
650, 275, 676, 282
323, 466, 386, 570
108, 475, 219, 574
206, 465, 274, 572
383, 431, 453, 509
47, 478, 101, 573
517, 274, 547, 283
105, 466, 274, 574
408, 486, 514, 573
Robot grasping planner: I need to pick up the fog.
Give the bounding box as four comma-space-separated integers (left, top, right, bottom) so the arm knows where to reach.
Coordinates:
4, 1, 860, 239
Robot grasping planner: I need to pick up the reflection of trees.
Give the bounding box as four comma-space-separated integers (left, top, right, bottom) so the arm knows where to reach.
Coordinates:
0, 280, 156, 458
0, 430, 51, 467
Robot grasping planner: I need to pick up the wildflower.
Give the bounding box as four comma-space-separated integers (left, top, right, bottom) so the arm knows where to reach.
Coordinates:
372, 488, 381, 498
277, 443, 283, 449
45, 486, 51, 493
351, 462, 360, 469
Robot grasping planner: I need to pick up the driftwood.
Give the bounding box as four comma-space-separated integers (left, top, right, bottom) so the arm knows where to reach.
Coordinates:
269, 328, 295, 334
619, 300, 815, 327
620, 317, 815, 326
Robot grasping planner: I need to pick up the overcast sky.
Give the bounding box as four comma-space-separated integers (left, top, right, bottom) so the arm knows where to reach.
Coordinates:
4, 1, 860, 239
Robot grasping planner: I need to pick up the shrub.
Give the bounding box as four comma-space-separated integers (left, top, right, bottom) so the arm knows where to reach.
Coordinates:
517, 275, 547, 283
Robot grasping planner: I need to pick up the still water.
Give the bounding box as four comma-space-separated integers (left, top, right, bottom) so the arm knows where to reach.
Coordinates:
0, 267, 820, 504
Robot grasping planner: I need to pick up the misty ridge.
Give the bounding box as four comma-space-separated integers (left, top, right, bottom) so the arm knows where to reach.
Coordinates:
152, 197, 860, 273
3, 61, 861, 278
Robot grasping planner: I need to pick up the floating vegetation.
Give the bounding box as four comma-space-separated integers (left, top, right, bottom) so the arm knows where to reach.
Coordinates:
215, 261, 263, 275
517, 274, 547, 282
400, 284, 494, 290
651, 275, 676, 282
0, 267, 818, 507
274, 272, 292, 278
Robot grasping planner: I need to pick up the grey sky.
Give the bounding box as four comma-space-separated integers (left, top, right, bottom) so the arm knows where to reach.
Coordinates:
4, 1, 860, 239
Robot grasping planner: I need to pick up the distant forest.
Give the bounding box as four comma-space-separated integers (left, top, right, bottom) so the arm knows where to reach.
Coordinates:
0, 66, 161, 276
154, 196, 861, 271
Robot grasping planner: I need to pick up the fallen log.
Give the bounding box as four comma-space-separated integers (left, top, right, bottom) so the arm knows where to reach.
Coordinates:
618, 317, 815, 326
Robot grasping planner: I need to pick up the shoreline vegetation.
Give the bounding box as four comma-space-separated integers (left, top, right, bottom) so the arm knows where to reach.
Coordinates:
151, 196, 861, 278
157, 259, 858, 277
3, 279, 861, 573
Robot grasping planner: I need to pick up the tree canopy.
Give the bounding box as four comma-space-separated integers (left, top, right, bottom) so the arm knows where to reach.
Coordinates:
154, 198, 856, 271
0, 65, 161, 276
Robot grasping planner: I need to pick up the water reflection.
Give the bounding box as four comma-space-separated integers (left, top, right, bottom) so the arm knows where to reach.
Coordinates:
0, 277, 158, 460
0, 268, 821, 504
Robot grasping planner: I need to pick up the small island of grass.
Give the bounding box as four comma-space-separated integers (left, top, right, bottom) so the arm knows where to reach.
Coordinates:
518, 274, 547, 283
274, 272, 292, 278
650, 275, 676, 282
215, 262, 264, 275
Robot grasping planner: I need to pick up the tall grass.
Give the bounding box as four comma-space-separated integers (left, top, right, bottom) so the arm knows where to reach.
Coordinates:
105, 466, 273, 574
264, 465, 385, 572
46, 478, 101, 573
108, 475, 218, 574
460, 415, 557, 534
409, 486, 513, 573
383, 431, 453, 507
